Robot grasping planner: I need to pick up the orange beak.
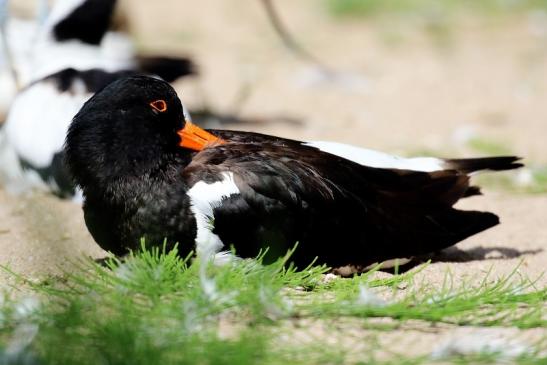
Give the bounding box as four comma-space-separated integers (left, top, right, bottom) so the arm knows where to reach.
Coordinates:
178, 120, 225, 151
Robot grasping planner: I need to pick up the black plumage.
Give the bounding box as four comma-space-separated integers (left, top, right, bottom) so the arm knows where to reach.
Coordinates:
53, 0, 117, 45
1, 0, 196, 199
65, 76, 522, 269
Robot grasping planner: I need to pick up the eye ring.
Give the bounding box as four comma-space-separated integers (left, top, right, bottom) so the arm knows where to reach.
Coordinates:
150, 99, 168, 113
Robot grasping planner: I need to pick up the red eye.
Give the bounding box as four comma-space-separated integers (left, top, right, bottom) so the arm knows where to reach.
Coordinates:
150, 99, 167, 113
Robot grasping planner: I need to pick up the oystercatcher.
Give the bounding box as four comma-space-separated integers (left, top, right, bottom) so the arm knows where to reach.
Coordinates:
65, 76, 522, 269
0, 0, 195, 198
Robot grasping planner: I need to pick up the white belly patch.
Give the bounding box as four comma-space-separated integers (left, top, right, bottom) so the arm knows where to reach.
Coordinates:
186, 172, 240, 259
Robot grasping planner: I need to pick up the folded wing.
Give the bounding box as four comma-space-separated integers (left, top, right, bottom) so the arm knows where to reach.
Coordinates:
182, 141, 504, 268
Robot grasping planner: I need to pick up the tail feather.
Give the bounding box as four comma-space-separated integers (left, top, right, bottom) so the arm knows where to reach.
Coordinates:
136, 56, 197, 83
463, 185, 482, 198
444, 156, 523, 174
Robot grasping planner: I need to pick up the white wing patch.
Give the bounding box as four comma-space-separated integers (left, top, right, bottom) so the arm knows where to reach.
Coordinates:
29, 32, 135, 83
305, 141, 445, 172
4, 80, 91, 168
186, 172, 240, 259
0, 130, 49, 194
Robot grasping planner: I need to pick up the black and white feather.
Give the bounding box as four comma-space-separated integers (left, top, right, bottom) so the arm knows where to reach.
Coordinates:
63, 76, 523, 270
0, 0, 195, 198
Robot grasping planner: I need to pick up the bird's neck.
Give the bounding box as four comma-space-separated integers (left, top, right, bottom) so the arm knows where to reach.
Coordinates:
80, 151, 192, 204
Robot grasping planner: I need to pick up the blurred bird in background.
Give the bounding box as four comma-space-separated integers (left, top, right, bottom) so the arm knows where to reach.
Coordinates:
0, 0, 196, 199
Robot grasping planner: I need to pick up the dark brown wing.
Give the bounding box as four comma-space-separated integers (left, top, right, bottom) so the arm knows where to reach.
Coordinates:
182, 141, 498, 268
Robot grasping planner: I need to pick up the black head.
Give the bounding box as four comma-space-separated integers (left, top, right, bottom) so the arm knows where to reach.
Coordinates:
65, 76, 194, 191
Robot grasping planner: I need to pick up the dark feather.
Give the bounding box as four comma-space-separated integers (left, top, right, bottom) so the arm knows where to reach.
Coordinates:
63, 76, 516, 268
444, 156, 523, 173
53, 0, 117, 45
183, 140, 500, 268
463, 185, 482, 197
44, 68, 138, 94
136, 56, 197, 83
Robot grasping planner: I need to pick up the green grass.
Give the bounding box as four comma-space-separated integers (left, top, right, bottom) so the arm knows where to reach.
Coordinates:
324, 0, 547, 18
304, 264, 546, 328
0, 245, 545, 364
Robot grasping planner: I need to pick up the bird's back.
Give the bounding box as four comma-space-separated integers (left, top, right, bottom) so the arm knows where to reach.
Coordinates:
182, 139, 500, 268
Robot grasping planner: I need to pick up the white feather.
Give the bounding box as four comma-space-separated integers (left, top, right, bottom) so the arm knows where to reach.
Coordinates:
28, 31, 135, 83
3, 80, 91, 167
0, 0, 135, 121
0, 0, 135, 199
1, 1, 135, 88
187, 172, 240, 302
0, 17, 39, 117
186, 172, 240, 259
305, 141, 445, 172
28, 0, 135, 81
0, 129, 48, 193
1, 17, 39, 80
0, 71, 17, 120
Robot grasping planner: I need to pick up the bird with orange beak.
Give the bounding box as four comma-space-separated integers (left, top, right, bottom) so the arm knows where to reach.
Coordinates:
65, 76, 522, 270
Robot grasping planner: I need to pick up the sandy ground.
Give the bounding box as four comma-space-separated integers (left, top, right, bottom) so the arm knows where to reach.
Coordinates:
1, 0, 546, 358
